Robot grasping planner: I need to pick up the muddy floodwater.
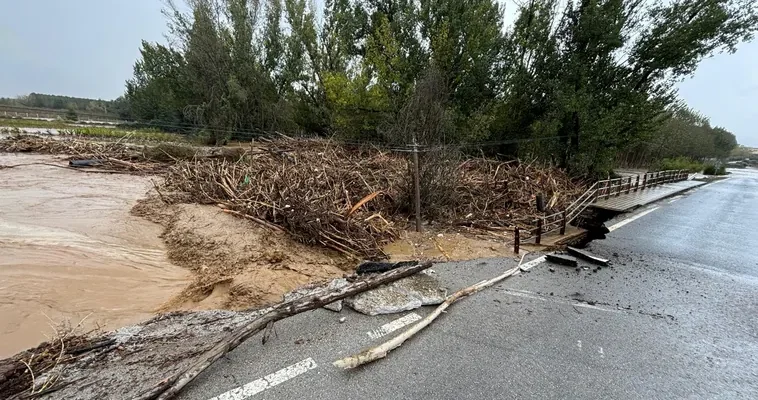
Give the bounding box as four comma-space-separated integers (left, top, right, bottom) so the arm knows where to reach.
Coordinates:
0, 154, 189, 358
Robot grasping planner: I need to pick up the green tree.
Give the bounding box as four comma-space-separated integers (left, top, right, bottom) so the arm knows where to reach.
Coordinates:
419, 0, 506, 139
125, 41, 187, 127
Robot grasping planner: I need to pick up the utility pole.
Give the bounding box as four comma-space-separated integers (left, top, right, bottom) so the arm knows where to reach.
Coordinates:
412, 139, 422, 232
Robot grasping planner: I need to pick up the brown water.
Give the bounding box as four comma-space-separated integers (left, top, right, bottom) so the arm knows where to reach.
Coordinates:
0, 154, 189, 358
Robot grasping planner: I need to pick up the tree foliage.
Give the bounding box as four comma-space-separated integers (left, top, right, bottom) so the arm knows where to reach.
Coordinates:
123, 0, 756, 174
620, 106, 738, 165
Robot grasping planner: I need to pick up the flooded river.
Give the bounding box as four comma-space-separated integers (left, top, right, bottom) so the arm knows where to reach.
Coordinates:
0, 154, 189, 358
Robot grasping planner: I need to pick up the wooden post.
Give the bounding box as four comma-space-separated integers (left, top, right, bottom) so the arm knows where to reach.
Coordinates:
514, 227, 520, 254
626, 176, 632, 194
616, 179, 622, 197
604, 177, 612, 199
560, 211, 567, 235
412, 141, 422, 232
634, 175, 640, 192
535, 219, 542, 245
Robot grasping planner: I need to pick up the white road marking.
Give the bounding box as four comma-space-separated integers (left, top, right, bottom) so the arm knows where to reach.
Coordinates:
577, 340, 582, 349
607, 206, 660, 232
668, 195, 683, 203
574, 302, 621, 313
367, 313, 422, 340
519, 255, 547, 271
208, 358, 317, 400
598, 347, 604, 358
502, 289, 622, 314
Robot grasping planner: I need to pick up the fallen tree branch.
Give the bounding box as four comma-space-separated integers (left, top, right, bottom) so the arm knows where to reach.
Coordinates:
333, 256, 526, 369
135, 261, 433, 400
0, 163, 135, 174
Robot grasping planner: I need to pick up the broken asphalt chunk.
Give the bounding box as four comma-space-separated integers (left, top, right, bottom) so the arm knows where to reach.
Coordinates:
546, 254, 578, 267
567, 246, 610, 266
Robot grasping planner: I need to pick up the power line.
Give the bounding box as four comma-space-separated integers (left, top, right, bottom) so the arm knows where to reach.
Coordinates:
5, 111, 576, 152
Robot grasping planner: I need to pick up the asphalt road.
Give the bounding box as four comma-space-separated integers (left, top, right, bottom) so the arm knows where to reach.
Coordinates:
178, 169, 758, 400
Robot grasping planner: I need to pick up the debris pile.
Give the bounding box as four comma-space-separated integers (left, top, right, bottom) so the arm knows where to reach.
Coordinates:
2, 135, 587, 258
163, 138, 408, 260
162, 137, 586, 259
456, 159, 585, 227
0, 135, 166, 173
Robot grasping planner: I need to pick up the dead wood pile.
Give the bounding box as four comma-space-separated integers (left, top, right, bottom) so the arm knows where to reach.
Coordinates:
456, 159, 585, 229
0, 135, 174, 173
162, 137, 586, 259
163, 138, 408, 260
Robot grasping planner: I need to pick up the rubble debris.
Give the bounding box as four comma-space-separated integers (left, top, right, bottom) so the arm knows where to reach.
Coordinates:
392, 272, 447, 305
335, 258, 527, 369
323, 279, 349, 312
324, 300, 343, 312
0, 135, 168, 173
546, 254, 578, 267
346, 285, 423, 316
567, 246, 610, 265
345, 272, 446, 315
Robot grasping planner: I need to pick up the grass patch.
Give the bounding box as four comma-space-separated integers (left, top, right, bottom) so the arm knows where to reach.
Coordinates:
60, 127, 183, 142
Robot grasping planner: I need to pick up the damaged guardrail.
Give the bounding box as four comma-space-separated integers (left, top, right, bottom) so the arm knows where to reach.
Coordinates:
514, 169, 689, 252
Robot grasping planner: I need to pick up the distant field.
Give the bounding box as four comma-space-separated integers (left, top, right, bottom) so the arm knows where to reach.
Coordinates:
0, 104, 121, 123
0, 118, 184, 143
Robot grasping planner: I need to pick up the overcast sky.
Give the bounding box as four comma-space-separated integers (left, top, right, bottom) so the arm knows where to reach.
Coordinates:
1, 0, 756, 147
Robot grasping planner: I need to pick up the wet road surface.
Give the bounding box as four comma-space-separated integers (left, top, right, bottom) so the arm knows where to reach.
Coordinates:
178, 170, 758, 400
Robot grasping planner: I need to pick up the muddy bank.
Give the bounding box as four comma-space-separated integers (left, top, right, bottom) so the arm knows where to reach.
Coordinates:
133, 197, 352, 311
384, 230, 515, 261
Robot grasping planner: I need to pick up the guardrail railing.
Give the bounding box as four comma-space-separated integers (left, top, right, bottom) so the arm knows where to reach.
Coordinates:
513, 169, 689, 253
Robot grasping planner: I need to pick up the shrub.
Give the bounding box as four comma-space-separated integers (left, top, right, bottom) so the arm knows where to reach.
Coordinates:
64, 108, 78, 121
703, 164, 727, 176
655, 156, 704, 173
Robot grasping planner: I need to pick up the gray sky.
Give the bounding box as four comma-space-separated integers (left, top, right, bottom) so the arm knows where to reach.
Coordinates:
1, 1, 756, 147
